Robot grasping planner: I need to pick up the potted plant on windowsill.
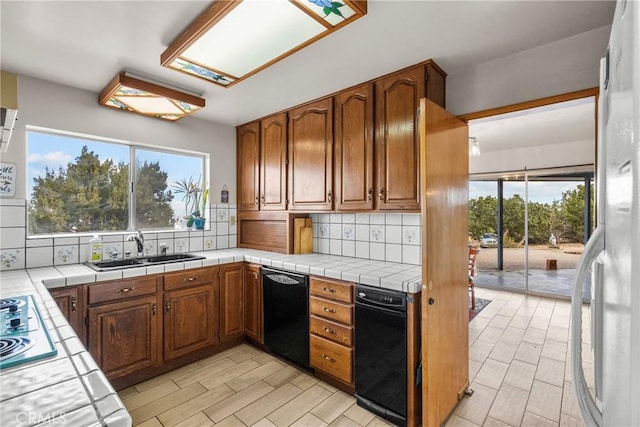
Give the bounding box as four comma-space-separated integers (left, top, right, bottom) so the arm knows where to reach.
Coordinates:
172, 176, 208, 230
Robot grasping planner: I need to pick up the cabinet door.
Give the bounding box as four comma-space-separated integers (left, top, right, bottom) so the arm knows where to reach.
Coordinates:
261, 113, 288, 211
219, 263, 244, 342
334, 84, 374, 211
288, 98, 333, 211
164, 283, 217, 361
49, 286, 83, 338
88, 295, 161, 380
237, 121, 260, 211
243, 264, 263, 343
375, 66, 424, 210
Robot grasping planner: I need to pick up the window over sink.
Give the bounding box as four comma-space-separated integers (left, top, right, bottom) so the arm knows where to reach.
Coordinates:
26, 127, 206, 236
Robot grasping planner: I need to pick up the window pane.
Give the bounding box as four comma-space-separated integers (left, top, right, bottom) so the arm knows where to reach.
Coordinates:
134, 149, 204, 230
27, 131, 130, 234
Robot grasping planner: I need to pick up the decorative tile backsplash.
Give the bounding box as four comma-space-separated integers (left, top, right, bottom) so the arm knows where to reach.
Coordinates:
309, 213, 422, 265
0, 199, 238, 271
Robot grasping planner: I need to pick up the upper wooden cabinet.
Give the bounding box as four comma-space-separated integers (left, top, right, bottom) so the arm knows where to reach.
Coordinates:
334, 84, 374, 211
237, 122, 260, 211
260, 113, 288, 211
288, 98, 333, 211
375, 65, 425, 211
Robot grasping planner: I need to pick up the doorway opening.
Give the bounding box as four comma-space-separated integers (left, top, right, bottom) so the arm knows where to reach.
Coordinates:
463, 90, 597, 299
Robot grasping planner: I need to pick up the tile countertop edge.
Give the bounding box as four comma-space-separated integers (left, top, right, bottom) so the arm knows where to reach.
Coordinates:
20, 249, 423, 293
0, 277, 132, 427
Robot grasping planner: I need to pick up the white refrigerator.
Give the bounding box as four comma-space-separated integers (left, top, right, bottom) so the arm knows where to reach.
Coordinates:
571, 0, 640, 426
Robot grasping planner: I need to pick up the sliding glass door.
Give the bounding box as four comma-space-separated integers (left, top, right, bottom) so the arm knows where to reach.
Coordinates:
469, 169, 594, 298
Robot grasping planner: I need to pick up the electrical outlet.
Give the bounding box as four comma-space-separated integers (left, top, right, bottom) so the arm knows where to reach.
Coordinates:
229, 215, 236, 225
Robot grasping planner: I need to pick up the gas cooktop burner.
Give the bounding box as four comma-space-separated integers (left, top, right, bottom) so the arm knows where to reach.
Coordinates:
0, 336, 35, 361
0, 298, 24, 311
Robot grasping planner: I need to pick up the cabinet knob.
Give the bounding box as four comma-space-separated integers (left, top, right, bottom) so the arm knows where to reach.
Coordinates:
165, 301, 171, 313
323, 327, 336, 334
152, 303, 157, 315
378, 187, 384, 201
367, 187, 373, 201
323, 307, 337, 313
261, 195, 265, 205
428, 297, 435, 305
327, 191, 332, 203
71, 296, 77, 312
322, 354, 336, 363
322, 287, 336, 293
255, 196, 259, 205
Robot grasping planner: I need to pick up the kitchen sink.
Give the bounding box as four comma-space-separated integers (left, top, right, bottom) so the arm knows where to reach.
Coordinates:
85, 253, 206, 271
145, 253, 201, 263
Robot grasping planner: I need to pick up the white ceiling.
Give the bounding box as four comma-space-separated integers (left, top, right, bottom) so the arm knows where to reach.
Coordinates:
469, 97, 596, 153
1, 1, 615, 127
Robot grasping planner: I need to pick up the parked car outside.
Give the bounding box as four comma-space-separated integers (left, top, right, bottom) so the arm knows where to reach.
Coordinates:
480, 233, 498, 248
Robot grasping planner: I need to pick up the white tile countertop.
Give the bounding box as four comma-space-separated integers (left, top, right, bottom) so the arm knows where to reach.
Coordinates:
0, 249, 422, 426
31, 248, 423, 293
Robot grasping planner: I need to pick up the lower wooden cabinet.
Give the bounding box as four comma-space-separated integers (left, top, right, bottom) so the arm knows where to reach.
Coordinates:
309, 276, 354, 388
219, 263, 244, 343
49, 285, 83, 341
243, 263, 263, 343
163, 283, 217, 361
87, 293, 162, 380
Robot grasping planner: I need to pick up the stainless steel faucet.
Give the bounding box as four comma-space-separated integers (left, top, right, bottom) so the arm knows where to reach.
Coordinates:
127, 228, 144, 257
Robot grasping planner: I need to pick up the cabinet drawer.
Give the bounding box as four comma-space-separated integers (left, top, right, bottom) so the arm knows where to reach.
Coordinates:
164, 267, 217, 291
88, 276, 158, 305
309, 296, 353, 325
310, 315, 353, 347
310, 335, 352, 384
310, 277, 353, 303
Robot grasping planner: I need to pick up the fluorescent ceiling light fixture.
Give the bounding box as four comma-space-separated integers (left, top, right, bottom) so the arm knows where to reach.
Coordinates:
469, 137, 481, 157
98, 73, 205, 121
161, 0, 367, 88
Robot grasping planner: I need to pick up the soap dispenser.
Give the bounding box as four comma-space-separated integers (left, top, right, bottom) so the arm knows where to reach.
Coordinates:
90, 235, 103, 262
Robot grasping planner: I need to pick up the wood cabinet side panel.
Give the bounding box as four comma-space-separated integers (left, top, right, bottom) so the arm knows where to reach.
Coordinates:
220, 263, 245, 341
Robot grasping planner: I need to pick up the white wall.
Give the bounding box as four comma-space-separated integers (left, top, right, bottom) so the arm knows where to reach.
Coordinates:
447, 26, 611, 116
3, 75, 236, 201
469, 139, 594, 175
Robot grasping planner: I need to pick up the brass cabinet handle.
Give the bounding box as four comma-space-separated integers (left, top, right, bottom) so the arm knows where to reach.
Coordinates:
261, 195, 265, 205
378, 187, 384, 201
322, 287, 336, 293
115, 287, 135, 294
322, 354, 336, 363
183, 276, 198, 282
152, 303, 157, 316
71, 296, 77, 312
327, 191, 332, 203
367, 187, 373, 201
165, 300, 171, 313
323, 307, 336, 313
255, 196, 259, 205
323, 327, 336, 334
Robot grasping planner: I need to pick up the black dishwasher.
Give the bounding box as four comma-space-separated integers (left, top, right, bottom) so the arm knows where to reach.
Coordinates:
355, 284, 407, 426
262, 267, 309, 369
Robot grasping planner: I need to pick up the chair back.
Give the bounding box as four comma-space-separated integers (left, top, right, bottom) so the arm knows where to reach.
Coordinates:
468, 247, 480, 279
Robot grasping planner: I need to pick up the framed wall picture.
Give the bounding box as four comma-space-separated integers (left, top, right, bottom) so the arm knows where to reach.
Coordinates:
0, 162, 16, 197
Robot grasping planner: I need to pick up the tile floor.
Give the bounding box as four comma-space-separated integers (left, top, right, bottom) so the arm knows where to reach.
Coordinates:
118, 287, 592, 426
